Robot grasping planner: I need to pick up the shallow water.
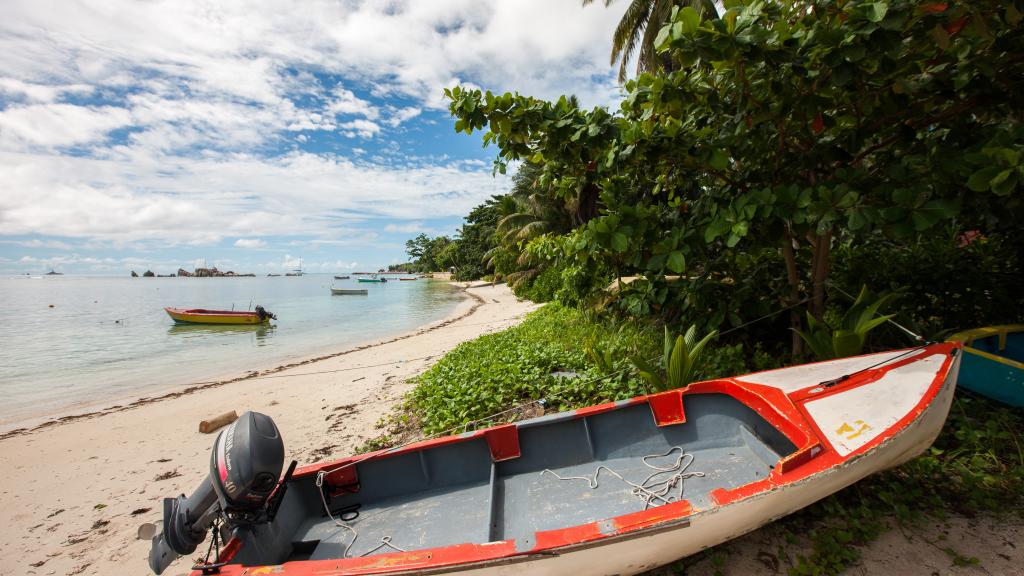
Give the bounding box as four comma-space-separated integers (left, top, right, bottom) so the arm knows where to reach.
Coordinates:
0, 274, 462, 427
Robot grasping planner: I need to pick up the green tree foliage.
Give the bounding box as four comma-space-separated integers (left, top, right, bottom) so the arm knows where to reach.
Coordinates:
448, 0, 1023, 353
404, 233, 453, 273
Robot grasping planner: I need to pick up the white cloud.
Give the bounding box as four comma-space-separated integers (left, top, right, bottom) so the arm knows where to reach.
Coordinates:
338, 119, 381, 139
386, 106, 421, 127
328, 87, 378, 119
234, 238, 267, 248
0, 103, 133, 148
0, 1, 630, 253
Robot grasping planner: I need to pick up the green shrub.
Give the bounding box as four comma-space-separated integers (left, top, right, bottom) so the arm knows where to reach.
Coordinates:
409, 304, 659, 434
696, 343, 748, 380
832, 230, 1024, 341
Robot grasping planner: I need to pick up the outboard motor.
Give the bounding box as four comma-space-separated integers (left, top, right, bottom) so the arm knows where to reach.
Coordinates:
148, 411, 287, 575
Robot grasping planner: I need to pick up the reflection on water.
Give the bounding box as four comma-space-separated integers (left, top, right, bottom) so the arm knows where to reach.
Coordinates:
0, 274, 463, 426
167, 323, 276, 345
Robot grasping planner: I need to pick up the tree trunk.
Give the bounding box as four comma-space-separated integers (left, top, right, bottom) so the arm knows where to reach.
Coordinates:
782, 230, 803, 358
810, 229, 832, 320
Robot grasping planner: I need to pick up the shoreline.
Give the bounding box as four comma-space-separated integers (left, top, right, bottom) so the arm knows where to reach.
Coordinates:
0, 283, 540, 576
0, 283, 483, 440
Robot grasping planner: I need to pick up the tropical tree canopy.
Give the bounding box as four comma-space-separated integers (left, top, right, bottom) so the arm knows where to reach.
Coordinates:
448, 0, 1023, 351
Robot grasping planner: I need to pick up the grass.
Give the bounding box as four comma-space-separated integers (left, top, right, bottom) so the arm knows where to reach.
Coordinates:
360, 304, 1024, 575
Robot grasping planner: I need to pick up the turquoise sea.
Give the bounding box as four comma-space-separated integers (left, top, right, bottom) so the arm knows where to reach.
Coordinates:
0, 274, 463, 430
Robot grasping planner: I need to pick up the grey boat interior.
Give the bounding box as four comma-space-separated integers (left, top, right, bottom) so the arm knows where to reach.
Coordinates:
229, 392, 797, 566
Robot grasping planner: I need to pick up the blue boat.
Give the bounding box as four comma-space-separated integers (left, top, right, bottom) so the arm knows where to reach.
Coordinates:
947, 325, 1024, 407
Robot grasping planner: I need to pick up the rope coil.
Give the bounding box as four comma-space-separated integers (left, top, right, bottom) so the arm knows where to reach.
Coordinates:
540, 447, 704, 510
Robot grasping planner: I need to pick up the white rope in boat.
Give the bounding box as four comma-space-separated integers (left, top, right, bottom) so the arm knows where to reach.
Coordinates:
314, 473, 408, 558
540, 447, 704, 510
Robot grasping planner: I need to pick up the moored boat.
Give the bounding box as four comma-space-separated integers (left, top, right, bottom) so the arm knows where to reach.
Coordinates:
358, 276, 387, 283
399, 277, 417, 281
334, 275, 351, 280
947, 325, 1024, 407
146, 343, 959, 576
164, 306, 276, 325
331, 288, 368, 295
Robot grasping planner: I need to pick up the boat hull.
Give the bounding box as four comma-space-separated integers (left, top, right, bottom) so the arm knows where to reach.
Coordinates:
428, 356, 959, 576
164, 308, 269, 325
185, 345, 960, 576
357, 279, 386, 283
948, 325, 1024, 407
331, 289, 368, 295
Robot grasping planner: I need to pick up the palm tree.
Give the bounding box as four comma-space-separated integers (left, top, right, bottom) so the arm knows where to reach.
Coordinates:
584, 0, 718, 83
485, 163, 574, 286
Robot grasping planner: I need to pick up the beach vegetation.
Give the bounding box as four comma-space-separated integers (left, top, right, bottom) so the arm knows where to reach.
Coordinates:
631, 325, 718, 392
794, 285, 898, 360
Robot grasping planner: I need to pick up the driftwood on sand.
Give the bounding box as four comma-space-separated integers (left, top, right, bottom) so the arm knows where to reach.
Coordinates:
199, 410, 238, 434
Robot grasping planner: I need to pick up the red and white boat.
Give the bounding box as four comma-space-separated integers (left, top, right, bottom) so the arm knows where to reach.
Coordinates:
147, 343, 960, 575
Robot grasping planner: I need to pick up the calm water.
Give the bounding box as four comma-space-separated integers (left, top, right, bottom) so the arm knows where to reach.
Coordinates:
0, 274, 463, 429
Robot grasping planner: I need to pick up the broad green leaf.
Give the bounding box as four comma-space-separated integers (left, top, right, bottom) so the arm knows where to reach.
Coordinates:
866, 3, 888, 23
678, 7, 701, 34
709, 148, 729, 171
666, 251, 686, 273
611, 232, 628, 252
668, 335, 685, 388
967, 166, 1000, 192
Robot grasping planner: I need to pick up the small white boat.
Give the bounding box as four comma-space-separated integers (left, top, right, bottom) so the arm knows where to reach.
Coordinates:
331, 288, 368, 295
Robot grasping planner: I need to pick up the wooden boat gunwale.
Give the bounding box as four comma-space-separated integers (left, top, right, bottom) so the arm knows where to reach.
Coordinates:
191, 343, 960, 576
947, 324, 1024, 369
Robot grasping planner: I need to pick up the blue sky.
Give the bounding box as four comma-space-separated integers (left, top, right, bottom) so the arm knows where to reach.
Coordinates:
0, 0, 629, 275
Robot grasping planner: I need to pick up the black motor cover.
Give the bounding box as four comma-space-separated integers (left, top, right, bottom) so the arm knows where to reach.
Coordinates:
210, 411, 284, 520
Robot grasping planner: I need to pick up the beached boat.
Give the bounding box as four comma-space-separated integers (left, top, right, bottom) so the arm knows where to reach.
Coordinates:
331, 288, 368, 295
147, 343, 959, 576
334, 275, 351, 280
164, 306, 276, 325
947, 325, 1024, 407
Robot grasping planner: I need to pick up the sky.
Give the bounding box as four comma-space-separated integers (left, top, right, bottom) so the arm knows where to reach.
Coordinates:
0, 0, 630, 275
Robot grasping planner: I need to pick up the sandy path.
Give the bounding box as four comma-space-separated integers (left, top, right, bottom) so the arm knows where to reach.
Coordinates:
0, 283, 538, 576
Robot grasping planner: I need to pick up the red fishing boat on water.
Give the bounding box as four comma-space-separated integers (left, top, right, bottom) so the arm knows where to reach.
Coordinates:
164, 306, 276, 325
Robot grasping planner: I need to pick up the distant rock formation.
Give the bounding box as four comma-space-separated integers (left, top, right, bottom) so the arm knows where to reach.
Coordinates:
177, 268, 193, 277
143, 270, 155, 277
131, 270, 139, 277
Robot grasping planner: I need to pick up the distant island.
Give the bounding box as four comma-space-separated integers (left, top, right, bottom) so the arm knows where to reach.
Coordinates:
129, 266, 256, 277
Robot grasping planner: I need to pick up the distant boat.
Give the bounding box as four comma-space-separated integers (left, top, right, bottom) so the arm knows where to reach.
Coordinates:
399, 277, 417, 281
267, 274, 281, 277
164, 306, 277, 325
947, 325, 1024, 407
45, 269, 63, 276
334, 275, 350, 280
331, 288, 368, 295
358, 274, 387, 283
286, 258, 304, 276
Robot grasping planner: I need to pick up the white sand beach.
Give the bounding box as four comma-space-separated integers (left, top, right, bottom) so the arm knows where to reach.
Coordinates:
1, 283, 538, 576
